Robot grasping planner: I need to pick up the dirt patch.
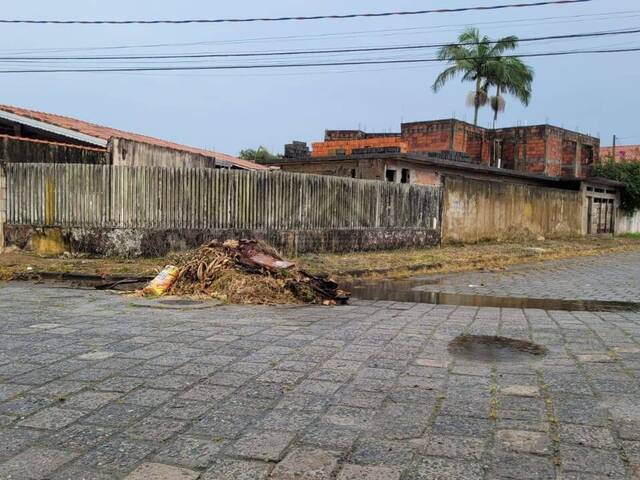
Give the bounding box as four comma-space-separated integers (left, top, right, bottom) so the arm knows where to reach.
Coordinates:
448, 335, 548, 363
3, 237, 640, 283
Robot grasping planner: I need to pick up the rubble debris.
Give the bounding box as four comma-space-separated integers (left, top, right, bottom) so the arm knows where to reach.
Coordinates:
157, 239, 349, 305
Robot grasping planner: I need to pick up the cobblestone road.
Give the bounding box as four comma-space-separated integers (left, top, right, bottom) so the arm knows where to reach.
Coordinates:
0, 251, 640, 479
417, 250, 640, 302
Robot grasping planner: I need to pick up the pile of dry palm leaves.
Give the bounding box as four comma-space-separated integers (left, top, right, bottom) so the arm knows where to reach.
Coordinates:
165, 239, 350, 305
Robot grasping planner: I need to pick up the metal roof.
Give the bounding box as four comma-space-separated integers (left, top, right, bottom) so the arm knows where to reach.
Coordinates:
0, 104, 267, 170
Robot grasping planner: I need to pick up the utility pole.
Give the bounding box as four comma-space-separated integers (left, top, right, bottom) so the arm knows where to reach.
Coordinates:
612, 134, 616, 162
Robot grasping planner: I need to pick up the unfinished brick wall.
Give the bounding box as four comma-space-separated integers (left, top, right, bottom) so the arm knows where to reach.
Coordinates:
600, 145, 640, 162
464, 131, 487, 164
500, 140, 516, 170
562, 140, 578, 177
306, 120, 600, 179
402, 121, 453, 152
545, 131, 563, 177
311, 136, 406, 157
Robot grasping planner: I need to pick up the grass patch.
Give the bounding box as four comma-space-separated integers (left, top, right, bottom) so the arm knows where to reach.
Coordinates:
296, 236, 640, 280
3, 236, 640, 283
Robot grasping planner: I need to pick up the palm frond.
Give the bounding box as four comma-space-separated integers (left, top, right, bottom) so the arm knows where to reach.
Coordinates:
489, 35, 519, 56
432, 65, 462, 92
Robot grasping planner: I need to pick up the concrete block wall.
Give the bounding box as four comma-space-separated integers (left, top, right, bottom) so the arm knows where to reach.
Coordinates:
442, 176, 583, 243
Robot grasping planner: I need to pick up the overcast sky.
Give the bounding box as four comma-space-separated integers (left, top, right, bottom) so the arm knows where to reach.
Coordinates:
1, 0, 638, 155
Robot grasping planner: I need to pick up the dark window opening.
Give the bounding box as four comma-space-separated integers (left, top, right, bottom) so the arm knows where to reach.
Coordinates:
401, 168, 411, 184
385, 169, 397, 182
350, 168, 357, 178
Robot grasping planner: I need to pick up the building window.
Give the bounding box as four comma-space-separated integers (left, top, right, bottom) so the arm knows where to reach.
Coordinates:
350, 168, 357, 178
401, 168, 411, 184
385, 169, 397, 182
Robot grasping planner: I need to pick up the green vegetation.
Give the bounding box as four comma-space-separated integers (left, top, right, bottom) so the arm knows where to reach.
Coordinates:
239, 146, 281, 163
432, 28, 533, 126
593, 161, 640, 213
485, 55, 533, 128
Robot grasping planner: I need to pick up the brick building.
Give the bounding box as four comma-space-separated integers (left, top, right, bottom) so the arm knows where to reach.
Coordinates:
275, 119, 599, 184
600, 145, 640, 163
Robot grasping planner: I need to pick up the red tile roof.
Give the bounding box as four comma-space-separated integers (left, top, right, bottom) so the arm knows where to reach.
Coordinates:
0, 104, 266, 170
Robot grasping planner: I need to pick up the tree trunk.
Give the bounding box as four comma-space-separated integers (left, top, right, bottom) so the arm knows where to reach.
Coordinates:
473, 77, 481, 126
493, 85, 501, 129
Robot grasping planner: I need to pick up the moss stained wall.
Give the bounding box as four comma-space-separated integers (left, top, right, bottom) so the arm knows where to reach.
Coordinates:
0, 164, 5, 251
442, 176, 583, 243
0, 136, 108, 164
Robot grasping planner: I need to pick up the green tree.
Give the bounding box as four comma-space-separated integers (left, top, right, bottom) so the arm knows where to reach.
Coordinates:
593, 160, 640, 213
485, 55, 534, 128
432, 28, 519, 126
239, 146, 280, 163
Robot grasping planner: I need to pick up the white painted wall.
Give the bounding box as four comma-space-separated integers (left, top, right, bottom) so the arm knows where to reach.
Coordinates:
617, 210, 640, 234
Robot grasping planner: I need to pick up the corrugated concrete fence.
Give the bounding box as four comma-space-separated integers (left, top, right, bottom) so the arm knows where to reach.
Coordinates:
3, 163, 441, 255
0, 164, 5, 251
442, 176, 583, 243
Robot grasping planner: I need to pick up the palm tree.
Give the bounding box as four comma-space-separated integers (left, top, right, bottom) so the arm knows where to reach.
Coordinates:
432, 28, 519, 126
485, 55, 534, 128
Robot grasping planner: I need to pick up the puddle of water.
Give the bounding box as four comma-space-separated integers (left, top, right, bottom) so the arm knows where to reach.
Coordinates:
159, 299, 203, 306
347, 279, 640, 312
16, 273, 151, 292
448, 335, 548, 363
130, 298, 221, 310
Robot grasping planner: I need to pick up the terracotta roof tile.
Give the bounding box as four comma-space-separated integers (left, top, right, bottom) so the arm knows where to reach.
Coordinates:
0, 104, 266, 170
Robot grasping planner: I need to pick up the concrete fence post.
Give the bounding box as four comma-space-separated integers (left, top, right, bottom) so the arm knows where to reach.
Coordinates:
0, 163, 6, 252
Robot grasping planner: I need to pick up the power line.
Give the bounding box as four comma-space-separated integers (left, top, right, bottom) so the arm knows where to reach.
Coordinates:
0, 0, 594, 25
2, 27, 636, 61
2, 8, 633, 55
0, 46, 637, 74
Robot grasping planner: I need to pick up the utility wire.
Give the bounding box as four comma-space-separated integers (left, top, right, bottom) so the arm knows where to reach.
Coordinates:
1, 9, 632, 55
0, 0, 593, 25
3, 27, 637, 61
0, 46, 637, 74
